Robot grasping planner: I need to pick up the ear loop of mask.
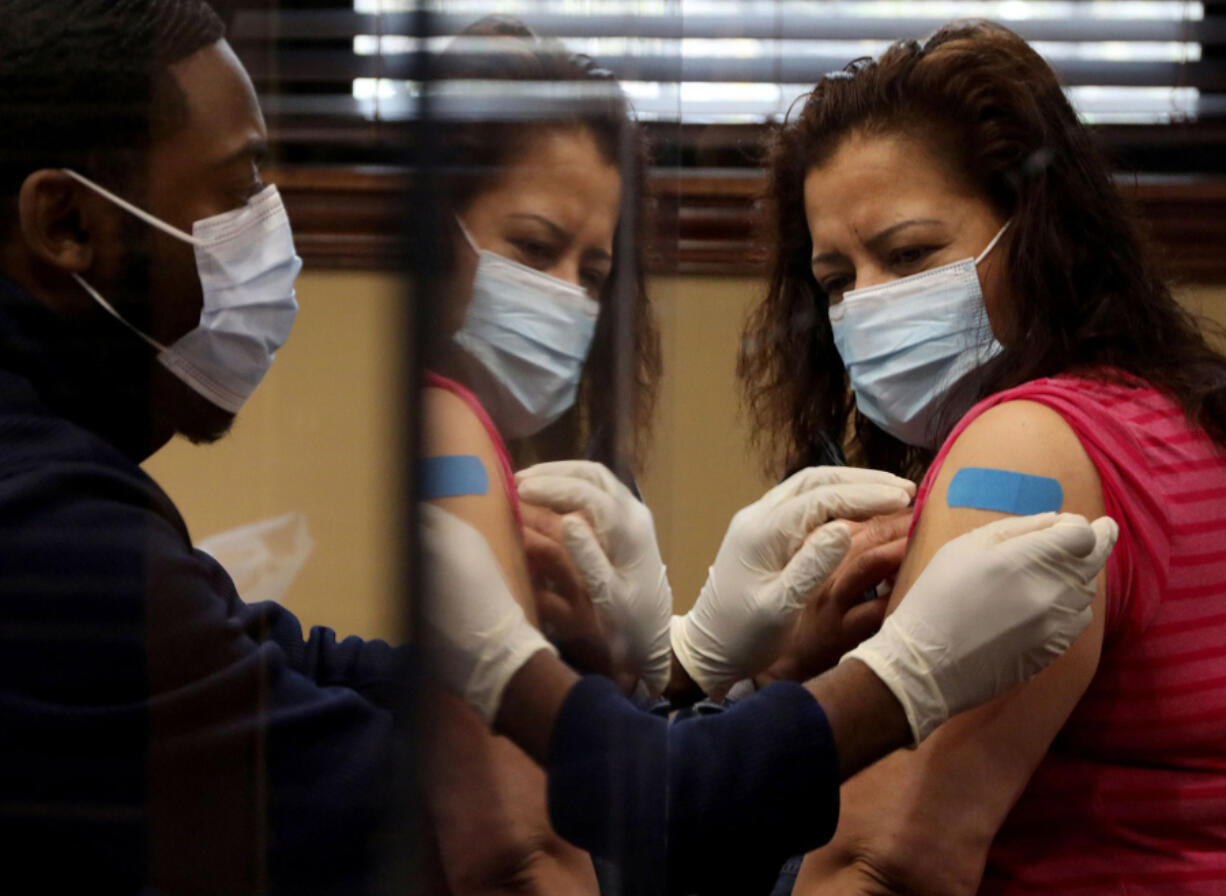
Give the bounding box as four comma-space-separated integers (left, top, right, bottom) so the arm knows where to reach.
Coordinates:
70, 272, 170, 354
60, 169, 192, 354
975, 220, 1011, 266
62, 169, 204, 247
454, 216, 482, 255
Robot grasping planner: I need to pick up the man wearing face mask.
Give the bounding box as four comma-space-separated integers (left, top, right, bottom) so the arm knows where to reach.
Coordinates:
0, 3, 404, 892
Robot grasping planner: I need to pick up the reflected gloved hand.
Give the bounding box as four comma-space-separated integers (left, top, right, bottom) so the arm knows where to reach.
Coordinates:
520, 501, 640, 694
515, 461, 673, 698
419, 503, 557, 724
843, 512, 1119, 743
674, 466, 916, 700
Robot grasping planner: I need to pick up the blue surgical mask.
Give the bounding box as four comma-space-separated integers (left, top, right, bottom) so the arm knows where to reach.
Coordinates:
451, 219, 599, 439
829, 221, 1010, 448
63, 169, 302, 414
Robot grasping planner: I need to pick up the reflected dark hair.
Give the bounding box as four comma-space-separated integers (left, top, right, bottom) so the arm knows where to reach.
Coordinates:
436, 16, 660, 477
740, 20, 1226, 480
0, 0, 225, 215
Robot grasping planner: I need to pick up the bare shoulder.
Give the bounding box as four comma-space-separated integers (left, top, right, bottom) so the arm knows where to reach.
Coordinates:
901, 399, 1105, 587
938, 398, 1099, 497
423, 386, 496, 458
421, 386, 535, 620
940, 398, 1096, 480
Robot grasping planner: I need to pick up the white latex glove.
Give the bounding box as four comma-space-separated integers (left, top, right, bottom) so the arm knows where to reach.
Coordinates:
673, 466, 916, 700
419, 503, 557, 724
516, 461, 673, 698
844, 512, 1118, 744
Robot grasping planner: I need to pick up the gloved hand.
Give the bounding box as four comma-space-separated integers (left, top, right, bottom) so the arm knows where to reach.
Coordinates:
843, 512, 1118, 744
419, 503, 557, 724
673, 466, 916, 700
516, 461, 673, 697
760, 508, 913, 685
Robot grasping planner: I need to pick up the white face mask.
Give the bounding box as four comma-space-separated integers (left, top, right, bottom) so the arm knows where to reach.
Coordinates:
451, 218, 600, 439
829, 221, 1010, 448
63, 169, 302, 414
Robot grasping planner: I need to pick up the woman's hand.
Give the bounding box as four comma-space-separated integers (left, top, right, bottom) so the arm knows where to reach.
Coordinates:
517, 461, 674, 698
673, 467, 915, 700
759, 509, 912, 686
521, 501, 639, 693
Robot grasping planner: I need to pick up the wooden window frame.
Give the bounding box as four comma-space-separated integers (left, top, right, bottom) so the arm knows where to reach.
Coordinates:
273, 165, 1226, 281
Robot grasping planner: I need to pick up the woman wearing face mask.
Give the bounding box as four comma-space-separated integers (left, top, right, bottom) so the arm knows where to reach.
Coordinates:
431, 17, 657, 475
738, 21, 1226, 895
419, 19, 662, 895
420, 19, 938, 893
433, 18, 914, 715
424, 17, 672, 690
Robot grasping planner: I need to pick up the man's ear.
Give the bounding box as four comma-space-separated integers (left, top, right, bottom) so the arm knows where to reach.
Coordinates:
17, 170, 96, 274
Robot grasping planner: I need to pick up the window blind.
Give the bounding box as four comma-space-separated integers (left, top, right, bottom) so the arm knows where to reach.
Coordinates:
217, 0, 1226, 277
225, 0, 1226, 173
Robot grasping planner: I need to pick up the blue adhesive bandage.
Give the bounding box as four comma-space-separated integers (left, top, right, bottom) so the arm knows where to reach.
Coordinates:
420, 455, 489, 500
946, 467, 1063, 515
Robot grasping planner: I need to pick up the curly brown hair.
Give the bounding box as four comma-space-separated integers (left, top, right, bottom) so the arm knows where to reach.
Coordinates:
435, 16, 660, 480
739, 20, 1226, 481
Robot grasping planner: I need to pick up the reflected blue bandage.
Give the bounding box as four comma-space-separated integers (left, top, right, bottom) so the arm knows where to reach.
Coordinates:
947, 467, 1062, 515
420, 455, 489, 499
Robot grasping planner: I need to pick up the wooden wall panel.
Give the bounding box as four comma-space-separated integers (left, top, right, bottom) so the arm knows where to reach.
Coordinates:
271, 167, 1226, 282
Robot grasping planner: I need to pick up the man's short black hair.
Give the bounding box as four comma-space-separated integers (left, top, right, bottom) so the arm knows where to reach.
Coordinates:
0, 0, 226, 207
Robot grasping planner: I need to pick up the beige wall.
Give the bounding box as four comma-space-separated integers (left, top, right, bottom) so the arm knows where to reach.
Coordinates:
144, 271, 1226, 638
639, 276, 774, 611
143, 270, 407, 640
1178, 284, 1226, 349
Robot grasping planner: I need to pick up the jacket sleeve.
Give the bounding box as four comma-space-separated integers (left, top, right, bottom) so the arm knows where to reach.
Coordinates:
0, 459, 404, 895
546, 676, 841, 896
231, 590, 409, 712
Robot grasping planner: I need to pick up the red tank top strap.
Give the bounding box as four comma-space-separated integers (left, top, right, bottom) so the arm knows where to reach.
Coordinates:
424, 370, 522, 531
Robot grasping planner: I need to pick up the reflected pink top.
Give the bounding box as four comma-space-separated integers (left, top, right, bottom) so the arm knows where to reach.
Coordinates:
424, 370, 521, 531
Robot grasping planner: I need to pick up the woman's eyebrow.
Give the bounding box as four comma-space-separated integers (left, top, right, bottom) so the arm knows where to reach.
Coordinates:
508, 213, 612, 262
507, 212, 567, 240
811, 249, 850, 269
865, 218, 942, 250
581, 247, 613, 264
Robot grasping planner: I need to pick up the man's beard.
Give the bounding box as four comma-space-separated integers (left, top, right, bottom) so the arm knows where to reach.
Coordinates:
156, 374, 237, 446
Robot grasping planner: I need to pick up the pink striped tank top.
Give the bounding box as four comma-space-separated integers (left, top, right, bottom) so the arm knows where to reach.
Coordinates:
912, 373, 1226, 893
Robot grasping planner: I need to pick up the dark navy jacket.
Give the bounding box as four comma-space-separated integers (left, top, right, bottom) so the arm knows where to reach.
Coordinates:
0, 278, 843, 895
548, 677, 841, 896
0, 280, 403, 892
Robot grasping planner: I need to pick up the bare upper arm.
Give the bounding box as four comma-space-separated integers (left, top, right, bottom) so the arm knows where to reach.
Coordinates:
795, 400, 1109, 896
422, 386, 537, 624
421, 392, 596, 892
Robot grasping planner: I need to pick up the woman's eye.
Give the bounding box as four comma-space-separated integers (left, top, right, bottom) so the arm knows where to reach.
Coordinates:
820, 274, 853, 296
511, 239, 555, 265
891, 245, 936, 267
581, 269, 608, 294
